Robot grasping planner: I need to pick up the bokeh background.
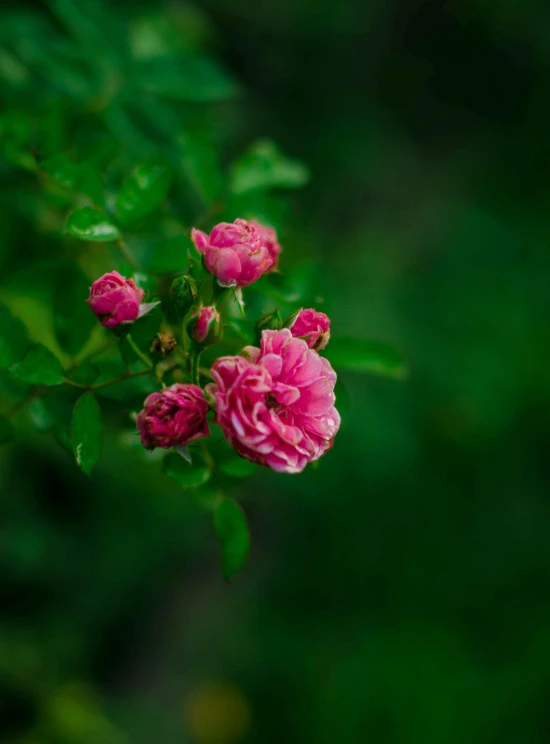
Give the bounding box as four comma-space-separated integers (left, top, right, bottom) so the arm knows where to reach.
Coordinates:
2, 1, 550, 742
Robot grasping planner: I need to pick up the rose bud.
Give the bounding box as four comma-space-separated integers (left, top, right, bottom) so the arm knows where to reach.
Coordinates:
188, 305, 222, 346
169, 274, 200, 315
249, 220, 282, 272
191, 218, 273, 288
288, 308, 330, 351
150, 332, 177, 359
86, 271, 144, 329
137, 383, 209, 451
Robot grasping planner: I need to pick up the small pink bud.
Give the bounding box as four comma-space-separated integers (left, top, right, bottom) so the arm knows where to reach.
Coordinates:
86, 271, 144, 328
191, 218, 273, 288
288, 308, 330, 350
188, 306, 222, 346
136, 384, 209, 451
249, 220, 282, 272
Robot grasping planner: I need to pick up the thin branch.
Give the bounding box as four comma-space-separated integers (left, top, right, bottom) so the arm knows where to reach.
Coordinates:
116, 237, 140, 270
127, 335, 153, 369
63, 368, 151, 392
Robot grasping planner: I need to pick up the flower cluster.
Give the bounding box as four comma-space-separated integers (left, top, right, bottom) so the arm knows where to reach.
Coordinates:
86, 218, 340, 474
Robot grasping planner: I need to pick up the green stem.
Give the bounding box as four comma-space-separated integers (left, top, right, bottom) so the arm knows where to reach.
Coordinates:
63, 368, 151, 392
116, 237, 140, 270
200, 440, 216, 471
191, 349, 202, 385
127, 334, 153, 369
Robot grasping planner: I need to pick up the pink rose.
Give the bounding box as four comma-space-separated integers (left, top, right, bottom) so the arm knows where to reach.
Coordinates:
86, 271, 144, 328
188, 305, 222, 345
206, 329, 340, 474
249, 220, 281, 272
289, 308, 330, 351
137, 384, 209, 451
191, 219, 273, 288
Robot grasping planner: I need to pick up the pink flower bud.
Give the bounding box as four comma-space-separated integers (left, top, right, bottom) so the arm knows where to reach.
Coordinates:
191, 218, 273, 288
289, 308, 330, 350
136, 383, 209, 451
249, 220, 282, 272
188, 306, 222, 346
206, 329, 340, 474
86, 271, 144, 328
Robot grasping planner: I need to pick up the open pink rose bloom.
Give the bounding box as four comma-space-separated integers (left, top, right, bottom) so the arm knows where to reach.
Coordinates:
207, 329, 340, 474
137, 384, 209, 450
86, 271, 144, 328
191, 219, 273, 287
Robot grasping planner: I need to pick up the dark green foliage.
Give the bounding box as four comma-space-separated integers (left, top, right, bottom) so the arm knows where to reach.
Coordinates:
214, 497, 251, 579
71, 392, 103, 475
10, 344, 64, 386
2, 0, 548, 742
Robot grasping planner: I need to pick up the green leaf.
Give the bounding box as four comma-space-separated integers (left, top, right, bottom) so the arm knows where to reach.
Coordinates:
328, 337, 407, 380
66, 207, 120, 242
10, 344, 64, 386
71, 393, 103, 475
41, 154, 104, 205
230, 139, 310, 195
0, 414, 14, 445
214, 497, 250, 580
41, 153, 78, 189
133, 55, 240, 102
0, 304, 30, 369
53, 266, 96, 356
116, 164, 171, 227
28, 397, 56, 433
67, 362, 100, 387
146, 235, 188, 274
179, 129, 222, 205
163, 451, 211, 488
219, 456, 258, 478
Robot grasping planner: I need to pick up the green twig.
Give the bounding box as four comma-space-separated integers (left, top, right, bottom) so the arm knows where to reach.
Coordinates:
127, 334, 153, 369
63, 368, 151, 392
191, 349, 202, 385
116, 237, 140, 269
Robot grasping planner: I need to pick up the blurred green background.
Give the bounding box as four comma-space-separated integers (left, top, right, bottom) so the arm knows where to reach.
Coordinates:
1, 1, 550, 742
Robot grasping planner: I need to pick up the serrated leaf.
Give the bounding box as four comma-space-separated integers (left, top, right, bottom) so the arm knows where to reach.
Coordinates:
0, 303, 30, 369
163, 451, 211, 488
116, 164, 171, 227
53, 266, 96, 356
230, 139, 309, 195
328, 337, 407, 380
214, 497, 250, 580
71, 393, 103, 475
0, 414, 14, 445
10, 344, 64, 386
66, 207, 119, 241
219, 456, 258, 478
146, 235, 188, 274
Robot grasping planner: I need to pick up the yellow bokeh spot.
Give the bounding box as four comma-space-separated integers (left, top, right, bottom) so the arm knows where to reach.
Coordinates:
184, 682, 251, 744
